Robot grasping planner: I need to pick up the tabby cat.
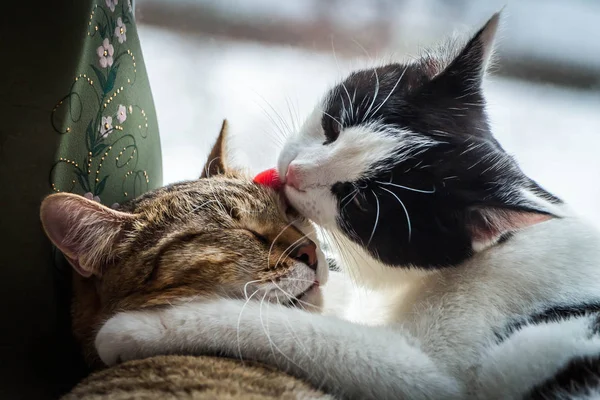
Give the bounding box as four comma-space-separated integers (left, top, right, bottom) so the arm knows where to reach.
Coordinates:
41, 122, 331, 399
94, 13, 600, 400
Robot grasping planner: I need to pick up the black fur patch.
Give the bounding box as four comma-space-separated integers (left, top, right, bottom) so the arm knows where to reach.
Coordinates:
327, 257, 341, 272
322, 21, 561, 268
496, 302, 600, 343
525, 355, 600, 399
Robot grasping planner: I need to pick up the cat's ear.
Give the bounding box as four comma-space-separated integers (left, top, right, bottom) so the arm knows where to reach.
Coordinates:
432, 12, 500, 90
40, 193, 135, 277
467, 204, 554, 252
201, 119, 230, 178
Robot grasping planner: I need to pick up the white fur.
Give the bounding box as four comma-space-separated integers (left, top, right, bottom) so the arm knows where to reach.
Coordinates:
96, 211, 600, 399
96, 296, 462, 399
475, 316, 600, 399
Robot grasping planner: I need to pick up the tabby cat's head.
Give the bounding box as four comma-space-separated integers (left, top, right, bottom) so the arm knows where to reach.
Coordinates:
41, 121, 327, 364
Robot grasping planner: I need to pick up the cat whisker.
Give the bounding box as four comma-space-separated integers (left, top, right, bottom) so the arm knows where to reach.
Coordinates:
243, 279, 262, 300
254, 102, 287, 146
379, 186, 412, 242
341, 191, 360, 212
252, 90, 293, 141
236, 288, 260, 363
340, 83, 354, 122
326, 228, 363, 284
340, 95, 348, 126
350, 37, 372, 60
270, 279, 314, 310
330, 40, 351, 126
267, 219, 300, 271
340, 187, 359, 210
369, 66, 407, 118
274, 296, 327, 385
284, 96, 299, 134
320, 109, 342, 127
258, 290, 279, 363
273, 234, 311, 271
363, 68, 380, 123
251, 97, 287, 144
259, 292, 308, 375
204, 157, 221, 178
367, 190, 380, 246
375, 180, 436, 194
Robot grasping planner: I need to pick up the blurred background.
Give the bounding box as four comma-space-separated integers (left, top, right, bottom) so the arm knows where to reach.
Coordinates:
134, 0, 600, 226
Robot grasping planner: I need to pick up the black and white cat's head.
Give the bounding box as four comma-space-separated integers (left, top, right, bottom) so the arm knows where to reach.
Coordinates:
278, 13, 564, 269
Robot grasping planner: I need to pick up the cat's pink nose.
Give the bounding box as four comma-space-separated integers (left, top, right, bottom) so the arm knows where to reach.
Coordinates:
291, 240, 318, 271
285, 164, 302, 191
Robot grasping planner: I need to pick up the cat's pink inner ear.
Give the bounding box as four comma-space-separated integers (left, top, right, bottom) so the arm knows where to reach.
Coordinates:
469, 208, 553, 252
41, 194, 82, 261
40, 193, 132, 277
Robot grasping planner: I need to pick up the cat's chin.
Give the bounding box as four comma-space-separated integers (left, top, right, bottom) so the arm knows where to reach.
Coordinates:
290, 285, 324, 314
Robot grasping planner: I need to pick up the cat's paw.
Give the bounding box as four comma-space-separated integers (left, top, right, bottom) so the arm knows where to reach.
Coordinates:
95, 311, 167, 366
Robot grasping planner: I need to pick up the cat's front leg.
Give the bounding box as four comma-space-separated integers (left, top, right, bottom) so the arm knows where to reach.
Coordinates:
96, 298, 462, 399
95, 310, 169, 366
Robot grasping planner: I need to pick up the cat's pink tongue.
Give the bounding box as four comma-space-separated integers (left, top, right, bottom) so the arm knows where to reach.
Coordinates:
253, 168, 282, 191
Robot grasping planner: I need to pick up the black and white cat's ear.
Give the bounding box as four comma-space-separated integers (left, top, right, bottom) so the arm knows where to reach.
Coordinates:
40, 193, 134, 277
201, 119, 231, 178
467, 202, 555, 252
433, 12, 500, 89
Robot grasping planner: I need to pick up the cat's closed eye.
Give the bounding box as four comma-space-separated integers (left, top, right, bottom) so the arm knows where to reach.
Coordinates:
248, 230, 269, 244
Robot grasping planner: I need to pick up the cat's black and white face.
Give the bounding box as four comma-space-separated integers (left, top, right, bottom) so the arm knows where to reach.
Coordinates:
278, 13, 563, 269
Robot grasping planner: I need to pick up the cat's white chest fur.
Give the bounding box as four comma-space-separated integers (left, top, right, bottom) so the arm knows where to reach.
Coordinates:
320, 214, 600, 393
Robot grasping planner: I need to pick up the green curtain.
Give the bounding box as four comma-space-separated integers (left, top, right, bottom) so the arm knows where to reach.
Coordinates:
0, 0, 162, 397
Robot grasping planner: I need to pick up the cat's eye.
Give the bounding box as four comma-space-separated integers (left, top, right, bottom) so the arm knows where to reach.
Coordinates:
323, 116, 341, 144
249, 231, 269, 244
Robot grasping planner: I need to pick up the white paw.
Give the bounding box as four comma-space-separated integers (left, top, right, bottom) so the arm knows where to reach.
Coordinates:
95, 311, 167, 366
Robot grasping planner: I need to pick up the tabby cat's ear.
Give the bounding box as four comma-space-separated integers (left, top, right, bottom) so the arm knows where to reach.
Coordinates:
201, 119, 230, 178
40, 193, 135, 278
432, 11, 500, 90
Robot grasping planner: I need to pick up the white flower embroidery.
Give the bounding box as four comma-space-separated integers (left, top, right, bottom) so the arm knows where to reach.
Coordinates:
114, 17, 127, 43
105, 0, 118, 12
117, 105, 127, 123
84, 192, 101, 203
97, 38, 114, 68
100, 116, 113, 138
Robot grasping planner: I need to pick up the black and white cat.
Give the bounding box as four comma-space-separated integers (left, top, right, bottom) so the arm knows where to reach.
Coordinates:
96, 13, 600, 399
